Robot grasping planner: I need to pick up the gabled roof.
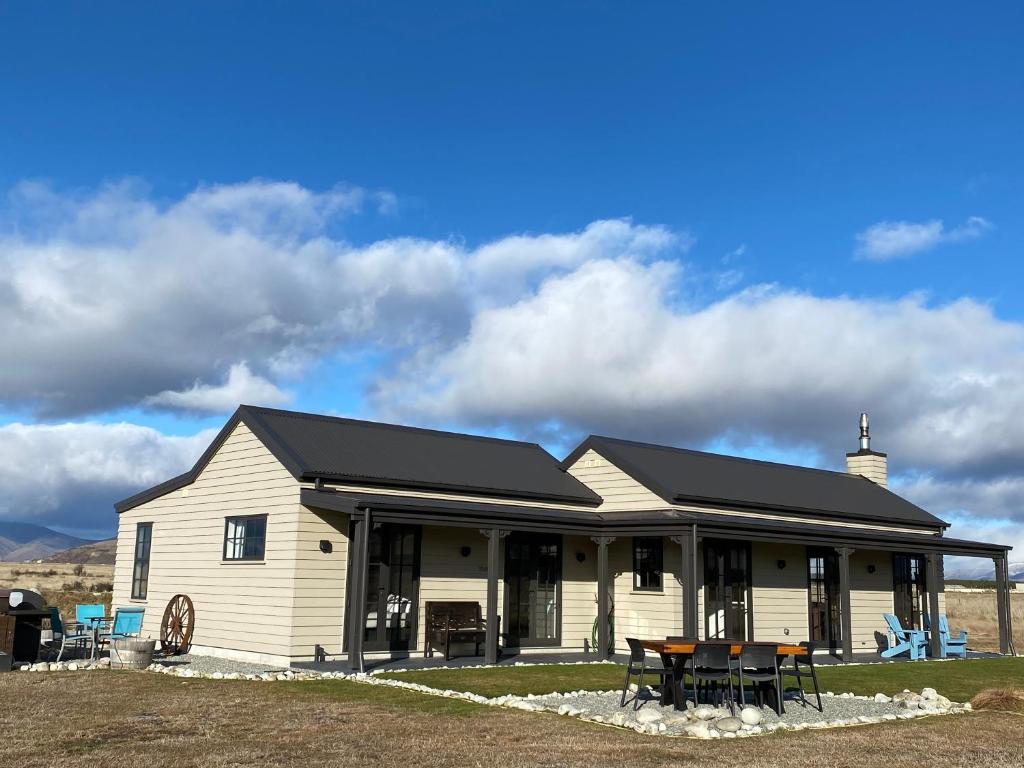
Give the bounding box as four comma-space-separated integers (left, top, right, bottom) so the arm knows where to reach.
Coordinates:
561, 435, 948, 530
115, 406, 601, 513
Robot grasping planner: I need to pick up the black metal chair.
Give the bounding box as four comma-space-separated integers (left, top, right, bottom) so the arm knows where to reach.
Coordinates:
779, 640, 822, 711
736, 643, 784, 715
620, 637, 675, 710
688, 642, 737, 714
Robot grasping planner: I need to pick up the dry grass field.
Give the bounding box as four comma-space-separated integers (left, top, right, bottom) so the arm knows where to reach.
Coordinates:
0, 671, 1022, 768
0, 561, 114, 618
945, 590, 1024, 652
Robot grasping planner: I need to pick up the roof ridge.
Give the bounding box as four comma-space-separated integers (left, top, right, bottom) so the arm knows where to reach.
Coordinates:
589, 434, 864, 481
240, 405, 548, 452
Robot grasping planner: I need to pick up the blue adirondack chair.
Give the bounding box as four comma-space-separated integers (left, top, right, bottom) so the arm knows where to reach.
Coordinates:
939, 615, 968, 657
96, 607, 145, 655
882, 613, 927, 660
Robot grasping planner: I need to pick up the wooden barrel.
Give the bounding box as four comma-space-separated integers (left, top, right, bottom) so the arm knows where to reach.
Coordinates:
110, 637, 156, 669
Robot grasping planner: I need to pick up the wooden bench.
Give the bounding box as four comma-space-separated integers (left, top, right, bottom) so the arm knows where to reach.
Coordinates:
424, 601, 495, 660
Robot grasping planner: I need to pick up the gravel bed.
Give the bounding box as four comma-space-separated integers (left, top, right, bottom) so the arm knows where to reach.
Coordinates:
152, 653, 287, 676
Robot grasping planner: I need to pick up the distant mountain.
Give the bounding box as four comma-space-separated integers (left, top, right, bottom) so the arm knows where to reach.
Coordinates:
946, 558, 1024, 583
43, 538, 117, 565
0, 522, 94, 562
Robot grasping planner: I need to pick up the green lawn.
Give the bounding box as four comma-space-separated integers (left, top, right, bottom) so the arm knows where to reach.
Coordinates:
379, 657, 1024, 702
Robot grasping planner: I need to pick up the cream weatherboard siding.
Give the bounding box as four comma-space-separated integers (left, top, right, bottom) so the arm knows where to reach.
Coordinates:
288, 506, 349, 659
610, 537, 683, 643
112, 422, 303, 666
750, 542, 809, 643
565, 449, 665, 511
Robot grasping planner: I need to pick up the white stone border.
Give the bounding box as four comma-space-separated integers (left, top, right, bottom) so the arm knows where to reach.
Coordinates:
14, 659, 972, 739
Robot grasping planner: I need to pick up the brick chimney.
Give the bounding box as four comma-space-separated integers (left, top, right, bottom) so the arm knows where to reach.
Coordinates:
846, 412, 888, 487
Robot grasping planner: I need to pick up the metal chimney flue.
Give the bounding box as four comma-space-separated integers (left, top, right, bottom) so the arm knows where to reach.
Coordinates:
847, 412, 887, 487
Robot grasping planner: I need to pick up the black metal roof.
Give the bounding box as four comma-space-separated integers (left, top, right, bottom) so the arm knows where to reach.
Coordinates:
561, 435, 948, 530
116, 406, 601, 512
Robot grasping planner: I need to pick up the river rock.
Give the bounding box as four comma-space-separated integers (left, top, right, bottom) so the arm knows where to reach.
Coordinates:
739, 707, 762, 726
693, 704, 718, 721
635, 708, 663, 724
716, 717, 742, 733
686, 722, 712, 739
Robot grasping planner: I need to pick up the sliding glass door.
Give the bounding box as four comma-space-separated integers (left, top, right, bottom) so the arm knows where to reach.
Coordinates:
504, 533, 561, 647
363, 524, 421, 652
703, 539, 752, 640
808, 549, 841, 651
893, 553, 927, 631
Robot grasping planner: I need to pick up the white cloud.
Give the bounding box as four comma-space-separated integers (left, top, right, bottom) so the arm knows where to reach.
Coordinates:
144, 362, 290, 413
3, 178, 1023, 549
0, 422, 214, 538
375, 258, 1024, 492
0, 181, 680, 418
854, 216, 992, 261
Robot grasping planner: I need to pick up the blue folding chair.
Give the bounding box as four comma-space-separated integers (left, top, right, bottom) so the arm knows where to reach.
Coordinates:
45, 608, 95, 662
75, 604, 106, 631
96, 607, 145, 657
882, 613, 927, 660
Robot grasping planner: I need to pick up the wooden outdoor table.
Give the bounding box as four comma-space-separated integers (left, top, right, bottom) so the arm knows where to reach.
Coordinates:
641, 639, 805, 656
639, 639, 805, 710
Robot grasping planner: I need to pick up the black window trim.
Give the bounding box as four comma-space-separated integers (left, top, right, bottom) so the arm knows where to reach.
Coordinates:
131, 522, 153, 600
632, 535, 664, 592
223, 513, 268, 562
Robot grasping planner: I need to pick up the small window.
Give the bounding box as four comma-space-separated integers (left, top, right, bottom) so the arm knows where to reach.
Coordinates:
633, 536, 663, 591
131, 523, 152, 600
223, 515, 267, 561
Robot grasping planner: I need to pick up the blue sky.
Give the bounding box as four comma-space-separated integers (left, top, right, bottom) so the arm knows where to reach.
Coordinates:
1, 3, 1022, 570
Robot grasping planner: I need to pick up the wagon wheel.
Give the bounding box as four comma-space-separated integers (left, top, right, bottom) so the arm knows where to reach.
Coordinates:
160, 594, 195, 656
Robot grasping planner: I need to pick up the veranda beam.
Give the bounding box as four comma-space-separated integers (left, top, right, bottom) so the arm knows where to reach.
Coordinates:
481, 528, 508, 664
995, 554, 1010, 655
591, 536, 614, 657
838, 547, 853, 662
347, 508, 372, 672
671, 525, 699, 638
926, 553, 943, 659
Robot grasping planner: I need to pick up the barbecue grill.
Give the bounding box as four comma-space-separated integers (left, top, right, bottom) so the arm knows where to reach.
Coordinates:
0, 588, 51, 665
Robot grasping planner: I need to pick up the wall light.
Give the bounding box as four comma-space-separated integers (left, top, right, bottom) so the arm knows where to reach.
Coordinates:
576, 552, 586, 563
319, 540, 333, 554
460, 545, 472, 558
867, 564, 877, 574
777, 559, 787, 570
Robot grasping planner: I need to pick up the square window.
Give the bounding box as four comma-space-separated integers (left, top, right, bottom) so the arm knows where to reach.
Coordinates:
223, 515, 267, 561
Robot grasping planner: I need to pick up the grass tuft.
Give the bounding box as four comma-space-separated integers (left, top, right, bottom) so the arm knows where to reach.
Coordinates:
971, 688, 1024, 713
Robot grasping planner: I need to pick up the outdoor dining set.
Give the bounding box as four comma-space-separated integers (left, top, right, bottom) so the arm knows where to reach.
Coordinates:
619, 637, 819, 716
0, 588, 145, 666
620, 612, 969, 715
44, 603, 145, 662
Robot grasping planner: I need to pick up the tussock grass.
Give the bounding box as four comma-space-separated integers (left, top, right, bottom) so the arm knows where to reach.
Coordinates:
971, 688, 1024, 713
945, 592, 1024, 652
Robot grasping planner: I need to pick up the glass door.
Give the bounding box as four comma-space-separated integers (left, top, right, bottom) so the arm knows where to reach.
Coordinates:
893, 553, 926, 630
808, 549, 841, 651
504, 533, 561, 647
363, 524, 421, 651
704, 540, 751, 640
